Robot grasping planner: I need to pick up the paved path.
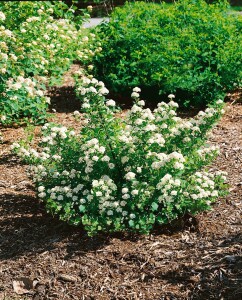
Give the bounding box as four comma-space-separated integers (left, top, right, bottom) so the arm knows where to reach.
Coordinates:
83, 18, 109, 28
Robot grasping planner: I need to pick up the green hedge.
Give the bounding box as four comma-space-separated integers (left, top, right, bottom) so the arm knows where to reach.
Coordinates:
93, 0, 242, 107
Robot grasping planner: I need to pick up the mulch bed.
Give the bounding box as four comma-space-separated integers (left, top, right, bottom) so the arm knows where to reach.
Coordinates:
0, 76, 241, 299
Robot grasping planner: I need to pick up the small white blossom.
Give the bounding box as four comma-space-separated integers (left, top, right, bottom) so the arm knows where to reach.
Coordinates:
106, 99, 116, 107
131, 92, 140, 99
133, 87, 141, 93
125, 172, 136, 180
168, 94, 175, 99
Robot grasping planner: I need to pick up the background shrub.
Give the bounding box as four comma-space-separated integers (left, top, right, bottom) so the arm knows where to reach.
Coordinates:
0, 1, 96, 125
93, 0, 242, 107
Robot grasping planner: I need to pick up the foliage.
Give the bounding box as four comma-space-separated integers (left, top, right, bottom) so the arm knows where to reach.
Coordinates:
0, 1, 97, 125
13, 76, 227, 235
93, 0, 242, 107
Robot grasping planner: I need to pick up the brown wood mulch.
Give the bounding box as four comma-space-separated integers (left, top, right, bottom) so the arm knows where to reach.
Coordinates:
0, 78, 241, 299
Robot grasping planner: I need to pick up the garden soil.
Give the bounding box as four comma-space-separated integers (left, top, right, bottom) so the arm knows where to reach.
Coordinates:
0, 69, 241, 299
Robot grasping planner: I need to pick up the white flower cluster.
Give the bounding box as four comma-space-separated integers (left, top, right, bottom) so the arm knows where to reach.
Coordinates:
77, 77, 109, 99
150, 151, 185, 170
0, 11, 6, 21
156, 170, 226, 207
0, 24, 15, 76
79, 138, 114, 174
6, 76, 46, 98
91, 176, 119, 215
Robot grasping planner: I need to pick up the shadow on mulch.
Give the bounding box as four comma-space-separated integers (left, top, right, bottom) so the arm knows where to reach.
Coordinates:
0, 191, 200, 262
48, 86, 80, 113
0, 154, 24, 167
0, 193, 110, 260
0, 191, 241, 299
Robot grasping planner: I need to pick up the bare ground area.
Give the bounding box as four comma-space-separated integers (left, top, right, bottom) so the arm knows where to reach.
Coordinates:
0, 82, 241, 299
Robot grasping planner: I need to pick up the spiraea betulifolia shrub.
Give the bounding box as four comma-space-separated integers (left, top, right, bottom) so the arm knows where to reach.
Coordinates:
93, 0, 242, 107
0, 2, 97, 125
13, 77, 227, 235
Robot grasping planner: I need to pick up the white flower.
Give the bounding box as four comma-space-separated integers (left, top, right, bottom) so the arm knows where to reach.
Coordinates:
133, 87, 141, 93
121, 156, 129, 164
82, 36, 89, 42
38, 186, 45, 192
131, 190, 139, 196
82, 103, 90, 109
99, 87, 109, 95
174, 179, 181, 186
101, 155, 110, 162
130, 104, 142, 114
131, 92, 140, 99
87, 5, 93, 12
99, 146, 105, 154
0, 11, 6, 21
137, 100, 145, 106
137, 167, 142, 173
170, 190, 177, 196
122, 188, 129, 194
169, 101, 179, 108
168, 94, 175, 99
160, 123, 168, 129
124, 172, 136, 180
130, 213, 136, 219
183, 137, 191, 143
135, 119, 143, 125
216, 99, 223, 104
122, 194, 130, 200
73, 110, 80, 116
211, 190, 218, 197
106, 100, 116, 107
174, 162, 184, 170
50, 193, 56, 199
143, 124, 157, 132
38, 192, 46, 198
96, 191, 102, 197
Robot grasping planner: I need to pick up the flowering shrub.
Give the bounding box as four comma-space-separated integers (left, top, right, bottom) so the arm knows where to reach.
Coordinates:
0, 76, 49, 125
13, 77, 227, 235
0, 1, 97, 125
93, 0, 242, 107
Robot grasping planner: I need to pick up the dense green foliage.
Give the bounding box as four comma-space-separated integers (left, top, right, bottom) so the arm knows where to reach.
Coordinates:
13, 77, 227, 235
93, 0, 242, 107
